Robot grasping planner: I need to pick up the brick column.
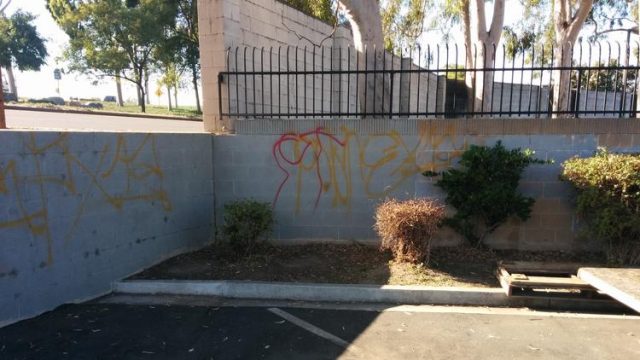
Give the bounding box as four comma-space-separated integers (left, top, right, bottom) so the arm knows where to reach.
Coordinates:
197, 0, 240, 133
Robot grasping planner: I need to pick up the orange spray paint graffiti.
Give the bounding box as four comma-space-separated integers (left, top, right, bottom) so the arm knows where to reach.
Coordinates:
271, 124, 472, 212
0, 133, 172, 265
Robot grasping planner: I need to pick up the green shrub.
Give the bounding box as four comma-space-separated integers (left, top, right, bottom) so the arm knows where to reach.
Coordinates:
221, 199, 274, 256
425, 141, 544, 248
374, 198, 445, 263
561, 149, 640, 265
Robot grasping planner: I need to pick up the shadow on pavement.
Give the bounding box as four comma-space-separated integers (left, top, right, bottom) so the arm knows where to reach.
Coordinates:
0, 302, 381, 359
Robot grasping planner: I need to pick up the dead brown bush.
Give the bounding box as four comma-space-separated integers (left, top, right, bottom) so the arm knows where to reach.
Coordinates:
374, 199, 445, 264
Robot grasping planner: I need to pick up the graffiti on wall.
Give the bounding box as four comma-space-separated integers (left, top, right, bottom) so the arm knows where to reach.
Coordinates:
0, 133, 172, 265
272, 123, 469, 212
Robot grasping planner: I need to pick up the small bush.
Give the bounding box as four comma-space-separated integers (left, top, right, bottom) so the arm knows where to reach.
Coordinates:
425, 141, 545, 248
374, 198, 445, 263
221, 199, 274, 256
562, 149, 640, 265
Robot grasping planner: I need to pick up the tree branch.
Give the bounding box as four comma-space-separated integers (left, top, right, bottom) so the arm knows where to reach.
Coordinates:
594, 26, 639, 37
472, 0, 487, 40
567, 0, 594, 41
488, 0, 505, 43
0, 0, 12, 14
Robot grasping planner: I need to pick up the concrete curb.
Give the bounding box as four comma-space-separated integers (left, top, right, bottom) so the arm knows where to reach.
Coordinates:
113, 280, 625, 312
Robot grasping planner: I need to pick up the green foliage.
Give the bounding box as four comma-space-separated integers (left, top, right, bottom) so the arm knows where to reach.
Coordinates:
426, 141, 544, 247
47, 0, 178, 112
571, 59, 637, 93
0, 10, 48, 71
445, 65, 466, 80
503, 26, 537, 58
281, 0, 336, 23
587, 0, 637, 40
500, 1, 554, 65
222, 200, 275, 256
382, 0, 430, 53
562, 149, 640, 265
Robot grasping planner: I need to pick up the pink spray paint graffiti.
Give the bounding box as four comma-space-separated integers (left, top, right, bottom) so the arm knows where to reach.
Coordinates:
272, 127, 350, 211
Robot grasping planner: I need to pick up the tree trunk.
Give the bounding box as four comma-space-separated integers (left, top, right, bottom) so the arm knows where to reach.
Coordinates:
136, 87, 143, 107
552, 0, 593, 117
139, 84, 146, 113
144, 68, 150, 105
462, 0, 474, 112
637, 0, 640, 116
338, 0, 389, 116
469, 0, 504, 115
167, 85, 173, 110
135, 66, 146, 113
192, 64, 201, 113
472, 44, 498, 113
115, 72, 124, 107
0, 66, 6, 129
174, 86, 178, 108
552, 38, 576, 116
5, 65, 17, 100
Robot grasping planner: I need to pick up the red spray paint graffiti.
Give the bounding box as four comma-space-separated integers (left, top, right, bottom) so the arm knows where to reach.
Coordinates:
272, 127, 347, 209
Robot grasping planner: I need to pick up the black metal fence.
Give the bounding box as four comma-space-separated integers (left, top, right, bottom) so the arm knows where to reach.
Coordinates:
218, 42, 640, 119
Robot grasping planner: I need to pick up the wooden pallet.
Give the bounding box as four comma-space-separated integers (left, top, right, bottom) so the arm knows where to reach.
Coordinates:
497, 261, 600, 297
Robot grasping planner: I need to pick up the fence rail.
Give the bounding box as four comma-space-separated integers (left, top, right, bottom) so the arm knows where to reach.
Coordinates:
218, 42, 640, 119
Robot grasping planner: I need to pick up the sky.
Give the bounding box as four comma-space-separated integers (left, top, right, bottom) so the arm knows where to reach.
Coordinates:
4, 0, 199, 107
3, 0, 636, 105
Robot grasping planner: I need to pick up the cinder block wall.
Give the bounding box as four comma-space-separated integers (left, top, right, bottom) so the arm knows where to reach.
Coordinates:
214, 117, 640, 251
198, 0, 442, 130
0, 131, 214, 326
199, 0, 349, 131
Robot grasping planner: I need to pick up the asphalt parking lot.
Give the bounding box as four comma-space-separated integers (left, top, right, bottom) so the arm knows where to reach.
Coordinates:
1, 295, 639, 359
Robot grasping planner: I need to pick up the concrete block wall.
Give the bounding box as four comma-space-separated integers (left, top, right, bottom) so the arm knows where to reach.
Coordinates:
457, 82, 634, 118
199, 0, 350, 131
0, 131, 214, 326
215, 117, 640, 252
224, 46, 446, 118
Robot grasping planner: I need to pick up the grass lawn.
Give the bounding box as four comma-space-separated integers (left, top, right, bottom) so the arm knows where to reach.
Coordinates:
100, 102, 201, 118
11, 100, 202, 119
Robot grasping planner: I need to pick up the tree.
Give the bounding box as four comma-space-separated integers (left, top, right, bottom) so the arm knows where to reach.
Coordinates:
572, 59, 637, 93
551, 0, 594, 116
502, 1, 617, 116
338, 0, 388, 115
469, 0, 505, 112
173, 0, 201, 113
587, 0, 637, 39
158, 65, 180, 110
381, 0, 431, 53
282, 0, 336, 23
286, 0, 432, 115
0, 8, 48, 99
439, 0, 505, 113
48, 0, 176, 113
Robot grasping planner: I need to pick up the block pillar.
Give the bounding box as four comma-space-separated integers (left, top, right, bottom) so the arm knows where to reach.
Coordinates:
197, 0, 240, 133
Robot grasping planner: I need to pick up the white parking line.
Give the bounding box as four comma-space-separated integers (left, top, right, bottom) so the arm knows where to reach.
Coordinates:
267, 307, 369, 359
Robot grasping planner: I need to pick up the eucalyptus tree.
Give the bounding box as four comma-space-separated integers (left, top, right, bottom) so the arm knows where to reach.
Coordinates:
382, 0, 431, 53
551, 0, 594, 116
438, 0, 505, 112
